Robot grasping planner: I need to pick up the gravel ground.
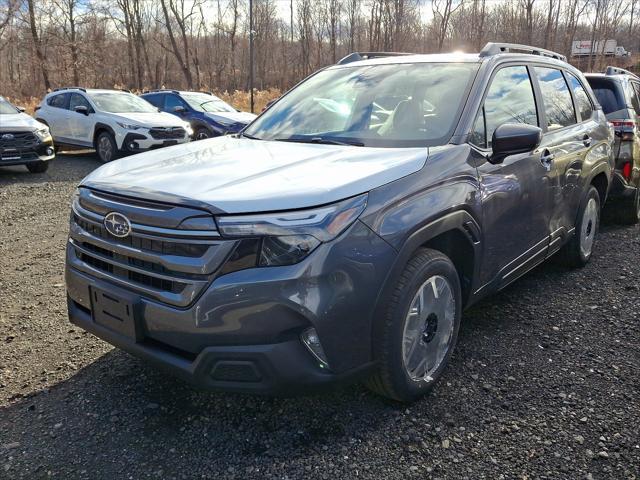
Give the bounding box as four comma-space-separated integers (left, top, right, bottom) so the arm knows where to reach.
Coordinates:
1, 153, 639, 480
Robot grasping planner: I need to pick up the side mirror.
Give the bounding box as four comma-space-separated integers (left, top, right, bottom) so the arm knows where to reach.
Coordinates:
173, 105, 186, 113
17, 106, 26, 113
490, 123, 542, 164
74, 105, 89, 115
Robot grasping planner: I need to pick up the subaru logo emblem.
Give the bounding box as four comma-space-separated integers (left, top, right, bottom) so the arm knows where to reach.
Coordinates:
1, 133, 14, 140
104, 212, 132, 238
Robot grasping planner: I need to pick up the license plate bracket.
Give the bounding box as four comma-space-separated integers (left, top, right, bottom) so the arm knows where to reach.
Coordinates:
163, 140, 178, 146
90, 287, 140, 340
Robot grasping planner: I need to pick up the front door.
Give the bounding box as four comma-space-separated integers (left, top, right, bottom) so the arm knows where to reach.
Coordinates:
471, 65, 553, 289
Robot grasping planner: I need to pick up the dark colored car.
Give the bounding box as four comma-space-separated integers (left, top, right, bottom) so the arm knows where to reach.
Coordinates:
585, 67, 640, 223
66, 43, 613, 402
140, 90, 256, 140
0, 96, 55, 173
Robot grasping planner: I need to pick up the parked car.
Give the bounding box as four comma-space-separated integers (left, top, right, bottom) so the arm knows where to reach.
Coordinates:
140, 90, 256, 140
66, 43, 613, 402
0, 96, 54, 173
585, 66, 640, 223
35, 88, 193, 162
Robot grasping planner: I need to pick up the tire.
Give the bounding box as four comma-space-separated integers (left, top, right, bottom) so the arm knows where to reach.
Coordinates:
617, 187, 640, 225
26, 161, 49, 173
194, 127, 212, 140
558, 185, 601, 268
366, 248, 462, 403
95, 131, 119, 163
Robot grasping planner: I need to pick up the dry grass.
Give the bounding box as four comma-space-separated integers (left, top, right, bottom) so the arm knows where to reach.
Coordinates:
8, 89, 282, 116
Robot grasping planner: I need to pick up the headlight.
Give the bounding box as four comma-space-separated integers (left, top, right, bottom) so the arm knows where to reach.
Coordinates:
116, 122, 144, 130
34, 127, 50, 140
217, 194, 367, 267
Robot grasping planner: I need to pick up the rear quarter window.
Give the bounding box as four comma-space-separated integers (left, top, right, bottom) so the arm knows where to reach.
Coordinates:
586, 78, 625, 114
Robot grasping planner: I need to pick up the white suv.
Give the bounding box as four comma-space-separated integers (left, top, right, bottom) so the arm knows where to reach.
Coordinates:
36, 88, 193, 162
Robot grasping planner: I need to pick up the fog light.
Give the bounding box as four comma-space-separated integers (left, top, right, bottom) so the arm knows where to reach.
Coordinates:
301, 327, 330, 369
128, 142, 138, 150
46, 147, 54, 156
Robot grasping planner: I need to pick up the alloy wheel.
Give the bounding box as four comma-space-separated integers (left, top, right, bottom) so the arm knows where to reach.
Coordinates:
98, 136, 113, 162
402, 275, 456, 382
580, 197, 598, 258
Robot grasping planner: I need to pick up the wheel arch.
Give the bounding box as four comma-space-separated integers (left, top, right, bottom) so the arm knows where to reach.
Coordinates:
371, 210, 481, 344
92, 123, 116, 148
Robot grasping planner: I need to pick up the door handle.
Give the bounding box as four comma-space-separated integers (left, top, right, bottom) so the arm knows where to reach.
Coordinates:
582, 134, 592, 147
540, 149, 555, 171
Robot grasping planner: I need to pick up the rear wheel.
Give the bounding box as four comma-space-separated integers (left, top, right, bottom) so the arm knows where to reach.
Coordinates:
26, 161, 49, 173
617, 187, 640, 225
366, 249, 461, 403
96, 131, 119, 163
558, 185, 600, 267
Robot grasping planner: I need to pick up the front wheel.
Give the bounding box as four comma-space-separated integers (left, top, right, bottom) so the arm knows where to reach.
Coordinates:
559, 185, 601, 267
96, 132, 119, 163
366, 248, 462, 403
194, 127, 212, 140
26, 161, 49, 173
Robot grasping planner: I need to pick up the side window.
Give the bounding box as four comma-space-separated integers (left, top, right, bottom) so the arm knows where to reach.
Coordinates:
628, 82, 640, 116
534, 67, 577, 130
143, 94, 162, 108
47, 93, 69, 109
69, 93, 92, 112
566, 73, 594, 121
164, 95, 186, 112
472, 65, 538, 148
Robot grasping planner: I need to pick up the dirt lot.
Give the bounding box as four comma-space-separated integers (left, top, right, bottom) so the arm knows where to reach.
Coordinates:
0, 153, 639, 480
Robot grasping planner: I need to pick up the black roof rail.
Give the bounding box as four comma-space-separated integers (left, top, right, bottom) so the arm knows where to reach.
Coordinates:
52, 86, 86, 92
479, 42, 567, 62
141, 89, 180, 94
605, 65, 639, 80
118, 88, 132, 93
337, 51, 413, 65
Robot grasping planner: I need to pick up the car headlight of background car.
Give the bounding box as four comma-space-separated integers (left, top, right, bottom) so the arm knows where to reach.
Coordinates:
216, 194, 368, 268
34, 127, 51, 141
116, 122, 144, 130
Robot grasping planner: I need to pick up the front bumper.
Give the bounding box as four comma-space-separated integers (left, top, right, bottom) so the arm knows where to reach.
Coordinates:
66, 220, 396, 394
116, 130, 191, 153
0, 136, 55, 166
68, 295, 374, 394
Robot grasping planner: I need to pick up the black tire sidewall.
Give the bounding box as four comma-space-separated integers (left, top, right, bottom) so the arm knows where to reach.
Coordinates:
26, 161, 49, 173
385, 253, 462, 400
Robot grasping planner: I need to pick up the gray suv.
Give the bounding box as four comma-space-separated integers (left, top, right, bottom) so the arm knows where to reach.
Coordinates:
66, 43, 613, 402
585, 67, 640, 224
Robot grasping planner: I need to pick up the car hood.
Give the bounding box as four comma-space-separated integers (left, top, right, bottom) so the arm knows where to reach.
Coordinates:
81, 136, 429, 214
110, 112, 188, 128
0, 113, 45, 131
204, 111, 257, 125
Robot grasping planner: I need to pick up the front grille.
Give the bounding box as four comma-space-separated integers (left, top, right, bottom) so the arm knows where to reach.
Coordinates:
68, 188, 235, 307
74, 216, 209, 257
0, 131, 38, 149
149, 127, 186, 140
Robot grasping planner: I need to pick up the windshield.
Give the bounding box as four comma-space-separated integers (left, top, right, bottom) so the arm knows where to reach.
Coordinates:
0, 98, 19, 114
88, 92, 157, 113
182, 93, 236, 113
244, 62, 478, 147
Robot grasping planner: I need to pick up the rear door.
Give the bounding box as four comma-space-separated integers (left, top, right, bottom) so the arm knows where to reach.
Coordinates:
532, 66, 587, 254
472, 65, 552, 288
45, 93, 71, 140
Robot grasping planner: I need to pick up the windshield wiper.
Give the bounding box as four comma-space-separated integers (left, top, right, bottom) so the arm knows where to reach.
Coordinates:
275, 136, 364, 147
240, 132, 261, 140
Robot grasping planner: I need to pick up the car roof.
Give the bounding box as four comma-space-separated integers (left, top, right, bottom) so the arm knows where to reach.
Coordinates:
47, 88, 130, 96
